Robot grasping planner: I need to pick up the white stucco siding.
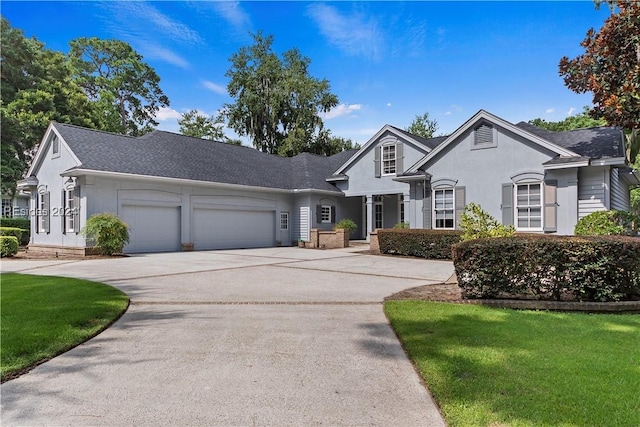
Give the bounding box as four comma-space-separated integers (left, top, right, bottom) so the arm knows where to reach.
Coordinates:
578, 167, 608, 218
30, 132, 85, 247
610, 168, 631, 211
340, 131, 427, 197
421, 125, 557, 227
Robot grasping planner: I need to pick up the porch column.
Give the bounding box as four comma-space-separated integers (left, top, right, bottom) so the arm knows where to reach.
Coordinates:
366, 194, 374, 241
403, 190, 411, 227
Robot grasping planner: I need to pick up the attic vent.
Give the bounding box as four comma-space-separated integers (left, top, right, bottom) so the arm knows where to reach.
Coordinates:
52, 135, 60, 158
474, 123, 493, 146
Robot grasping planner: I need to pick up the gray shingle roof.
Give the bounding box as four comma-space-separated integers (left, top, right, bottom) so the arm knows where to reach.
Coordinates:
54, 123, 352, 192
515, 122, 624, 159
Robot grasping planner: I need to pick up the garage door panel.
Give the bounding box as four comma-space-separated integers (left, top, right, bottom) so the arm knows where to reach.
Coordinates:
194, 209, 274, 250
122, 205, 181, 253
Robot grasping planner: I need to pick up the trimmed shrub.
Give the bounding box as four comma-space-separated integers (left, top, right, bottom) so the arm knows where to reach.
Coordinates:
335, 218, 357, 232
378, 228, 463, 260
0, 218, 30, 245
1, 236, 19, 257
82, 213, 130, 256
460, 203, 515, 241
0, 227, 23, 241
393, 221, 410, 229
452, 235, 640, 302
574, 210, 639, 236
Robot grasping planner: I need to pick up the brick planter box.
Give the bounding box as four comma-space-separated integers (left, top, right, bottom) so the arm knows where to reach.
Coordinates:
308, 229, 349, 249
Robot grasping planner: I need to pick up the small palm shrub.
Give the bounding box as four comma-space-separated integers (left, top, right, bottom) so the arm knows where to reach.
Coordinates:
574, 210, 639, 236
1, 236, 19, 257
82, 213, 130, 256
460, 203, 514, 241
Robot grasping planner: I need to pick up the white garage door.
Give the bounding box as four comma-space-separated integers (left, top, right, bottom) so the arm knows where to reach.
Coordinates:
194, 208, 275, 250
121, 205, 181, 253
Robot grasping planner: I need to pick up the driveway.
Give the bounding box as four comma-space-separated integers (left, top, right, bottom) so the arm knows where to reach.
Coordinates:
1, 247, 453, 426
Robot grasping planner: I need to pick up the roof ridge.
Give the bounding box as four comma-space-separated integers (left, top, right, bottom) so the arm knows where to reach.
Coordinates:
52, 122, 138, 139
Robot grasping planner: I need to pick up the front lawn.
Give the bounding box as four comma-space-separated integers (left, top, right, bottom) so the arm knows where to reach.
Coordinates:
385, 301, 640, 427
1, 273, 129, 381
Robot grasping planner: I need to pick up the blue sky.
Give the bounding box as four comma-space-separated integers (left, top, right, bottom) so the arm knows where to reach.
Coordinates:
3, 1, 610, 145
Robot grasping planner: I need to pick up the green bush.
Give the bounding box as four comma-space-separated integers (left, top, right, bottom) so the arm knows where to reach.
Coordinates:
378, 228, 462, 260
1, 236, 19, 257
452, 235, 640, 302
0, 227, 24, 241
460, 203, 515, 241
335, 218, 357, 232
0, 218, 30, 245
574, 210, 639, 236
82, 213, 130, 256
393, 221, 410, 229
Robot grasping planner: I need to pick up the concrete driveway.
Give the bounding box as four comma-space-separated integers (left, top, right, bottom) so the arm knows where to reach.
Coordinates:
1, 247, 453, 426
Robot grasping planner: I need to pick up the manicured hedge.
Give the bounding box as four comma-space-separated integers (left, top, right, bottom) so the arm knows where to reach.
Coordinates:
378, 229, 463, 260
1, 236, 19, 257
452, 235, 640, 302
0, 218, 30, 245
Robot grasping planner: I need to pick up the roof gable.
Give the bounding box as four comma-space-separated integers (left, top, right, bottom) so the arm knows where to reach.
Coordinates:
26, 123, 82, 177
407, 110, 581, 173
333, 124, 442, 175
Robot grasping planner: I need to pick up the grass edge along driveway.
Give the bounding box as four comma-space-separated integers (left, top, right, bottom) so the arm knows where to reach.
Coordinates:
1, 273, 129, 382
384, 300, 640, 427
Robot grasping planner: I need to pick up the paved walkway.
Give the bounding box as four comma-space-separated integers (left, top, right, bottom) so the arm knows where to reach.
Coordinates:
1, 247, 453, 426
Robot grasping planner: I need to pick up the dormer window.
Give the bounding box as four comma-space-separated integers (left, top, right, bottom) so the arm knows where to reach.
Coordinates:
473, 123, 496, 149
382, 145, 396, 175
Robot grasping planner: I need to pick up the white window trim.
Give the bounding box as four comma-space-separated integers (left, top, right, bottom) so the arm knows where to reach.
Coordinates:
514, 182, 543, 232
38, 192, 47, 233
280, 212, 289, 230
320, 205, 331, 224
381, 144, 396, 176
374, 195, 384, 229
433, 188, 455, 230
65, 189, 75, 233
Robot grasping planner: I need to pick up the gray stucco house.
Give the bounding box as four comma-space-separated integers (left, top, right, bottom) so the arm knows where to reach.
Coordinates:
19, 109, 639, 254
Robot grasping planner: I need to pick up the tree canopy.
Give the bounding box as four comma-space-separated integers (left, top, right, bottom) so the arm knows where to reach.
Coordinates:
178, 109, 241, 145
0, 18, 101, 196
223, 32, 340, 156
558, 0, 639, 161
528, 106, 607, 131
405, 112, 439, 138
68, 37, 170, 136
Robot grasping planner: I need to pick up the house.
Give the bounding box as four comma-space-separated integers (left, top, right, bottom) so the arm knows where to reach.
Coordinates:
18, 110, 639, 254
1, 192, 30, 219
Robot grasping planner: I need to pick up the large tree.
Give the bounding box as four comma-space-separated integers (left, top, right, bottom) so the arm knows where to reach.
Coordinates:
178, 109, 241, 145
223, 32, 339, 156
0, 18, 100, 196
68, 37, 170, 136
528, 106, 607, 131
405, 112, 439, 138
558, 0, 639, 162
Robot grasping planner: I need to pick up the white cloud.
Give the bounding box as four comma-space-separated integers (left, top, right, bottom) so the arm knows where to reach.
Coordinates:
323, 104, 362, 120
567, 107, 576, 116
545, 108, 555, 114
155, 107, 182, 121
211, 2, 251, 31
444, 111, 452, 116
307, 4, 383, 60
137, 42, 190, 69
386, 102, 392, 108
202, 81, 228, 96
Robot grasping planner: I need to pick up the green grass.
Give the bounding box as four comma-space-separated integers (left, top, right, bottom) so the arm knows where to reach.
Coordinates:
1, 273, 129, 381
384, 301, 640, 427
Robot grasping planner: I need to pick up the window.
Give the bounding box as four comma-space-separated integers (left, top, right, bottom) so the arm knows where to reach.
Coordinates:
321, 205, 331, 223
434, 188, 454, 229
65, 190, 76, 232
1, 199, 12, 217
280, 212, 289, 230
374, 195, 383, 229
516, 183, 542, 229
382, 145, 396, 175
38, 191, 50, 233
52, 135, 60, 158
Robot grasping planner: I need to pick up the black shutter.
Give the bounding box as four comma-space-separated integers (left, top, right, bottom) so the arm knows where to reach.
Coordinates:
501, 183, 513, 226
543, 180, 557, 233
330, 206, 336, 223
374, 146, 381, 178
316, 205, 322, 224
61, 190, 66, 234
73, 186, 80, 233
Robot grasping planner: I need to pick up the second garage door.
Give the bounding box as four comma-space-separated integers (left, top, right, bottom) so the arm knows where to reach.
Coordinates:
193, 208, 275, 250
121, 205, 181, 253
